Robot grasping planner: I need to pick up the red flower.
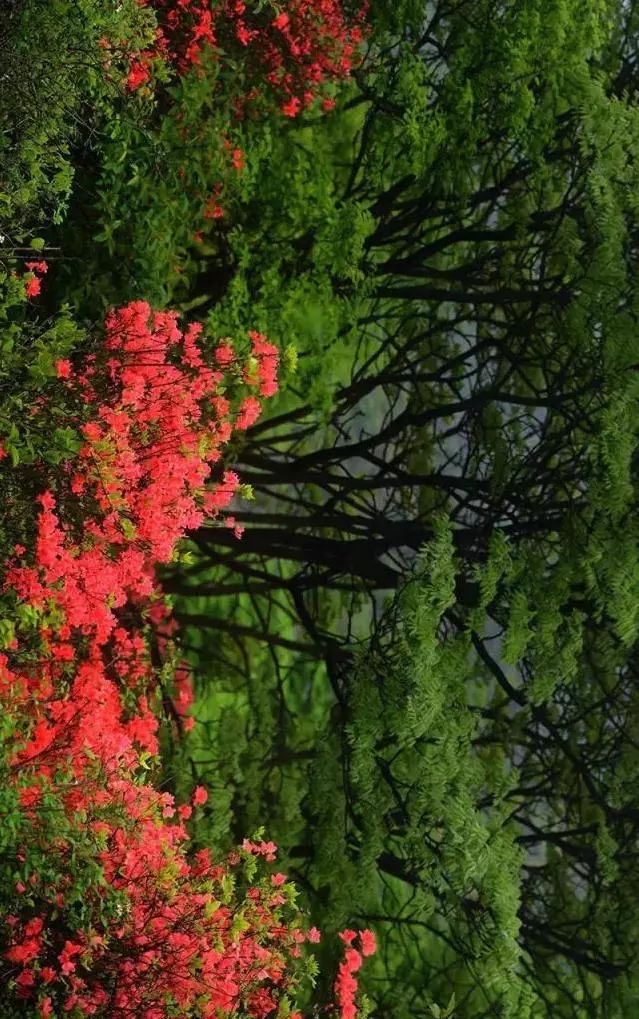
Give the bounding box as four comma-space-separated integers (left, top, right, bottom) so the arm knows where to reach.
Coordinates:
24, 276, 41, 298
204, 197, 224, 219
6, 939, 41, 964
36, 491, 55, 511
55, 359, 72, 379
192, 785, 208, 806
19, 786, 42, 808
126, 60, 151, 90
282, 97, 301, 117
215, 344, 235, 366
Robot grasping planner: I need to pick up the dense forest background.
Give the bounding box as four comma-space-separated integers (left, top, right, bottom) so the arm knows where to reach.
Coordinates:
1, 0, 639, 1016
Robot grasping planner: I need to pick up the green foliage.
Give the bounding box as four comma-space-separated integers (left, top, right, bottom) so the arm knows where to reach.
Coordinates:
4, 0, 639, 1015
161, 2, 639, 1015
292, 524, 532, 1015
0, 0, 155, 228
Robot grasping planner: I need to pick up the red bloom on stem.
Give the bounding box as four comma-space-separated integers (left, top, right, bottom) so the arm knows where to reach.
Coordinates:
215, 343, 235, 366
126, 59, 151, 90
24, 276, 41, 298
192, 785, 208, 806
19, 785, 42, 808
334, 928, 375, 1018
55, 359, 72, 379
282, 96, 302, 117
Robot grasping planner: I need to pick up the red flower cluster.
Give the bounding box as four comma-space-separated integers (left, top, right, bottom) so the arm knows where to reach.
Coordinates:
246, 330, 279, 397
0, 299, 375, 1016
23, 260, 48, 299
6, 302, 270, 642
127, 0, 367, 116
335, 930, 376, 1019
0, 302, 315, 1016
2, 757, 320, 1016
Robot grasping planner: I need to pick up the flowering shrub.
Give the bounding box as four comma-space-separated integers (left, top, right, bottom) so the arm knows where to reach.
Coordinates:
124, 0, 367, 116
58, 0, 369, 322
2, 713, 320, 1017
0, 0, 375, 1004
5, 300, 277, 641
0, 299, 373, 1015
